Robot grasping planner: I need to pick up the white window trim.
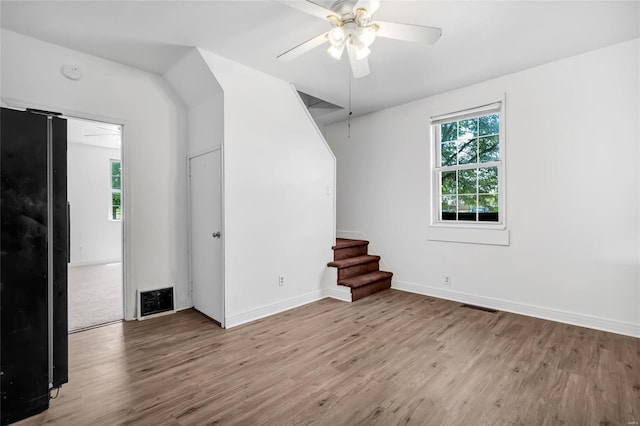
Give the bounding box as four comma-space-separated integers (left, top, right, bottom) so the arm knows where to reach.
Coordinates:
428, 96, 509, 246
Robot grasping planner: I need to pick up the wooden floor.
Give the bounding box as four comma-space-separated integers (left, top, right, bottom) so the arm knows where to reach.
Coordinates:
17, 290, 639, 425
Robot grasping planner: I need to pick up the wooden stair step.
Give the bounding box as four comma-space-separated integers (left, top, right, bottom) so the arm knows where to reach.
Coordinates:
327, 255, 380, 269
351, 277, 392, 301
338, 271, 393, 289
332, 238, 369, 250
329, 238, 392, 301
332, 238, 370, 261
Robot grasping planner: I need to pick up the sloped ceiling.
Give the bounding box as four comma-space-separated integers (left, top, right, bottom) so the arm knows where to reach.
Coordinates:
1, 1, 638, 124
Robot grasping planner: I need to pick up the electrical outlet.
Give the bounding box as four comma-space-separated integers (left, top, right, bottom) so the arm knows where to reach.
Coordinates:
443, 275, 451, 286
278, 275, 285, 286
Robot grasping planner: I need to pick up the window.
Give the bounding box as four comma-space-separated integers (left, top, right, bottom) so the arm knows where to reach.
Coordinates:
432, 102, 504, 226
110, 160, 121, 221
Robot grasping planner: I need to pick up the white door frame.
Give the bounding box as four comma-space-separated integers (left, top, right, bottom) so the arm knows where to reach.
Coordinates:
187, 146, 225, 327
0, 97, 130, 319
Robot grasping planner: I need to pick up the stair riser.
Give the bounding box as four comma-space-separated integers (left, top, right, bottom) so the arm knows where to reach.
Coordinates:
338, 261, 380, 280
352, 278, 392, 301
334, 245, 368, 261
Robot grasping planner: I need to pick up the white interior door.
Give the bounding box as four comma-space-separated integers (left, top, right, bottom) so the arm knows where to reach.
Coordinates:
189, 150, 223, 324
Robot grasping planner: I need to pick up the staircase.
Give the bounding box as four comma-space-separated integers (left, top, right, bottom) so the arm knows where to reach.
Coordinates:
328, 238, 393, 301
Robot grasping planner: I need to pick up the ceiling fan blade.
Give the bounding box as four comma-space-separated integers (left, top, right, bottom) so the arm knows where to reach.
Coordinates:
277, 32, 329, 62
346, 43, 370, 78
375, 21, 442, 45
277, 1, 339, 21
354, 0, 381, 16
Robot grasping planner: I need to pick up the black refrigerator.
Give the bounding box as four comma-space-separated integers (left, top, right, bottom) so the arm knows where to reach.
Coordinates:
1, 107, 69, 425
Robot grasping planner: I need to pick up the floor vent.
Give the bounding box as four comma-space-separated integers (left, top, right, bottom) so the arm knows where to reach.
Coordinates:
137, 287, 175, 320
461, 304, 498, 313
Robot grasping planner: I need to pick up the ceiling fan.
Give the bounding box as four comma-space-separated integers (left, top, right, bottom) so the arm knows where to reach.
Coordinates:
276, 0, 442, 78
84, 126, 121, 137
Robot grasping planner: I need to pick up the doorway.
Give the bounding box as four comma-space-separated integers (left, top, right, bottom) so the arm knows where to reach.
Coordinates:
66, 118, 124, 332
189, 149, 223, 325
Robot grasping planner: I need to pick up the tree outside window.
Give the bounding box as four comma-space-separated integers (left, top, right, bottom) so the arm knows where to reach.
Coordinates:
432, 103, 504, 224
111, 160, 121, 221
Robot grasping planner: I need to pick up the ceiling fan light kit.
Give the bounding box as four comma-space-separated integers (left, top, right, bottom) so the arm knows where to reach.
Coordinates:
327, 43, 345, 60
328, 26, 346, 44
277, 0, 442, 78
325, 10, 378, 62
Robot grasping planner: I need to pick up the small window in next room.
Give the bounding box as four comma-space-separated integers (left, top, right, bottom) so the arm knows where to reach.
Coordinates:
110, 159, 121, 221
431, 102, 504, 226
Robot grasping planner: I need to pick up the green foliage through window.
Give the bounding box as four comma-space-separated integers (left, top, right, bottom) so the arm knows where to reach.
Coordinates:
111, 160, 122, 221
435, 110, 501, 223
111, 161, 121, 190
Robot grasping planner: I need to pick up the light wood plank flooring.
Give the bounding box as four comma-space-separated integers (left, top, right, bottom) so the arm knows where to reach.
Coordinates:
17, 290, 639, 425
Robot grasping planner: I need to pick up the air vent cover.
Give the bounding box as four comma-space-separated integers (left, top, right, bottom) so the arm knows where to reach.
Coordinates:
461, 304, 498, 314
138, 287, 175, 319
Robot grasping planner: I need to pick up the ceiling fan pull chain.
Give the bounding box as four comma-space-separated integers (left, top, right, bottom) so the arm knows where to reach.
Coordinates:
348, 67, 352, 138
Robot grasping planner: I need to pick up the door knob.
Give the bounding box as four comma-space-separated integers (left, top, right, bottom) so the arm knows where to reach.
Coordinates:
212, 231, 221, 238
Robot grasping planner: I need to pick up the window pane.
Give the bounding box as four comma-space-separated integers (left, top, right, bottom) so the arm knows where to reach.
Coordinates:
478, 194, 498, 212
479, 113, 499, 136
441, 195, 457, 219
441, 171, 456, 195
111, 161, 121, 190
458, 195, 477, 221
478, 193, 499, 222
457, 138, 478, 165
458, 118, 478, 140
458, 195, 476, 211
458, 169, 477, 195
440, 122, 457, 142
479, 136, 499, 162
478, 212, 499, 222
434, 109, 502, 225
478, 167, 498, 194
112, 192, 121, 221
441, 142, 457, 166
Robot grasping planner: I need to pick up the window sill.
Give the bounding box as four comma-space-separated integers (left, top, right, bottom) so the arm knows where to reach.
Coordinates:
427, 225, 510, 246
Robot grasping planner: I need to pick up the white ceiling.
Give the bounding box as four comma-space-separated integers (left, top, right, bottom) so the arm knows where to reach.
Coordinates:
67, 118, 122, 150
1, 1, 638, 124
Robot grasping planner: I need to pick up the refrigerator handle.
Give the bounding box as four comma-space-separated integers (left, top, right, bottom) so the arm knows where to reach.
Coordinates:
67, 201, 70, 264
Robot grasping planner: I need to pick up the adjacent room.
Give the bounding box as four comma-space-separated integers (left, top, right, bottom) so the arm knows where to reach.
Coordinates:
67, 118, 124, 332
0, 1, 638, 425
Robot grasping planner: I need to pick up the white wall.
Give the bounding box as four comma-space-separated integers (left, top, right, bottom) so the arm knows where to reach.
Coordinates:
327, 39, 640, 337
67, 142, 122, 264
164, 49, 224, 314
199, 50, 336, 327
1, 29, 190, 318
187, 94, 224, 155
163, 49, 224, 156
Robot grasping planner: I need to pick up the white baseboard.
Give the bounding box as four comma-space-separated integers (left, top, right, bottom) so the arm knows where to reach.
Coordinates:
224, 288, 352, 329
320, 266, 352, 303
225, 290, 324, 329
336, 230, 367, 240
392, 280, 640, 338
69, 259, 122, 267
322, 287, 352, 302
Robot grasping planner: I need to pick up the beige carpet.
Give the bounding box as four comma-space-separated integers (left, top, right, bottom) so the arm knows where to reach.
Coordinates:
68, 262, 123, 332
